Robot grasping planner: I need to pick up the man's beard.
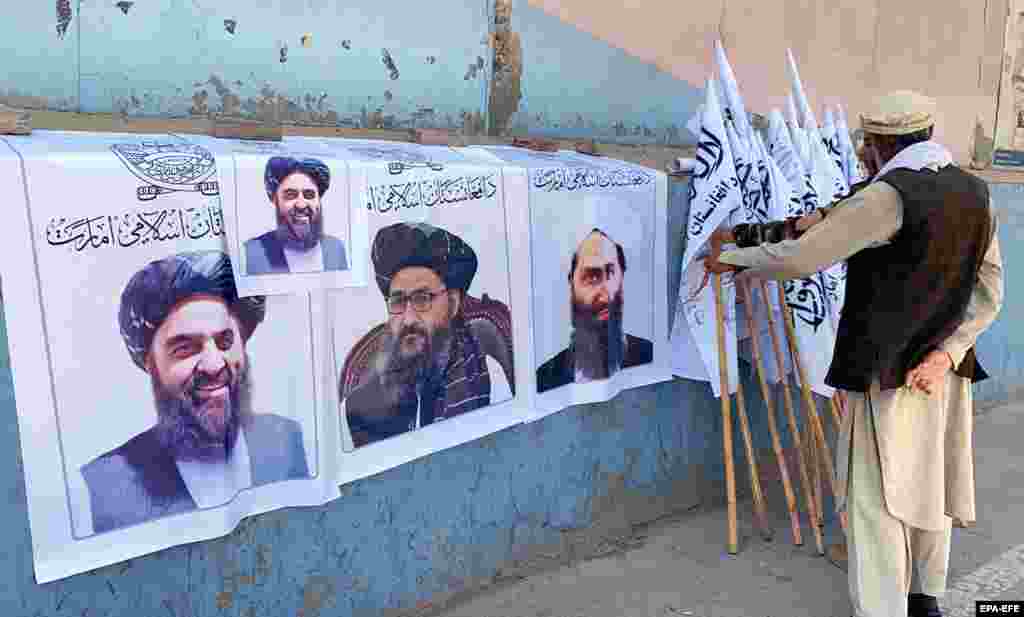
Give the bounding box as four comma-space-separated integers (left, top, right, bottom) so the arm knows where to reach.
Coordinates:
380, 322, 452, 392
275, 205, 323, 251
571, 290, 625, 379
151, 355, 253, 463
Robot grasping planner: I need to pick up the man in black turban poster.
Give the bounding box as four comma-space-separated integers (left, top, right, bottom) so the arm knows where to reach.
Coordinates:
80, 251, 309, 534
244, 156, 348, 275
536, 228, 653, 394
341, 222, 513, 447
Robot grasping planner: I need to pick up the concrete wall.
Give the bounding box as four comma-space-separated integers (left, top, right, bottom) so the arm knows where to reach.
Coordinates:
3, 1, 1005, 155
527, 0, 1008, 164
1, 0, 700, 145
2, 175, 1021, 616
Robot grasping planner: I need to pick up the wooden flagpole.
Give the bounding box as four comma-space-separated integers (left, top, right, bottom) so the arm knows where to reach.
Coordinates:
776, 284, 848, 533
713, 273, 739, 554
829, 394, 845, 428
759, 281, 824, 554
734, 365, 774, 541
738, 279, 802, 546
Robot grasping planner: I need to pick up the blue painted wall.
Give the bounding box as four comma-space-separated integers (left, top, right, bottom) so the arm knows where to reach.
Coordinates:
502, 0, 701, 145
2, 176, 1020, 616
0, 1, 699, 144
972, 182, 1024, 406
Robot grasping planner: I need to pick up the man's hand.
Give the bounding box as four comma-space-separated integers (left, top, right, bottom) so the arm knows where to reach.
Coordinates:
705, 228, 740, 274
704, 254, 741, 274
795, 209, 824, 233
904, 350, 953, 395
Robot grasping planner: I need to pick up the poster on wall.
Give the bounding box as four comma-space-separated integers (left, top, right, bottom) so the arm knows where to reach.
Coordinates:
216, 138, 370, 297
464, 146, 672, 421
0, 131, 340, 584
993, 2, 1024, 169
307, 139, 532, 486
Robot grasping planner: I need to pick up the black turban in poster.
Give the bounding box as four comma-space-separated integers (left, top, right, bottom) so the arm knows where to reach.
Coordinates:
371, 223, 478, 296
263, 156, 331, 200
118, 251, 266, 370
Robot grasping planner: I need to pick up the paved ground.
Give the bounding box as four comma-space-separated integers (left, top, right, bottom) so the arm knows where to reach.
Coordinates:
434, 400, 1024, 617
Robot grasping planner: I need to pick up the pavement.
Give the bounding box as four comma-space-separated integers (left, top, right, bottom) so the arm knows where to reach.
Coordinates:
433, 399, 1024, 617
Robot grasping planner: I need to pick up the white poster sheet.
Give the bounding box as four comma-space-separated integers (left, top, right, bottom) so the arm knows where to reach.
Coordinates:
216, 138, 369, 297
464, 146, 672, 421
311, 139, 531, 486
0, 131, 340, 584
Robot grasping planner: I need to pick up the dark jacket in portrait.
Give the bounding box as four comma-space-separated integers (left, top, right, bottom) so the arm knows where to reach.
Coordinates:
80, 414, 309, 534
244, 232, 348, 275
536, 333, 653, 394
344, 322, 493, 447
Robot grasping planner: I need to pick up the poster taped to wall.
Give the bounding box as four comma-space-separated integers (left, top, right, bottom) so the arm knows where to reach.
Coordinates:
464, 146, 672, 421
0, 131, 341, 584
992, 2, 1024, 169
307, 139, 532, 486
217, 138, 370, 297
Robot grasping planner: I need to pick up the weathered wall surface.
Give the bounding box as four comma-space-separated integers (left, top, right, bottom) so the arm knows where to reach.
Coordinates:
3, 1, 1006, 154
527, 0, 1009, 164
4, 0, 493, 130
2, 175, 1020, 616
1, 0, 700, 145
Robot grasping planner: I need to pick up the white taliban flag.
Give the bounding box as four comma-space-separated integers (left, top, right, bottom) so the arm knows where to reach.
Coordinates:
671, 79, 741, 398
713, 39, 764, 344
835, 102, 865, 185
715, 40, 753, 140
786, 93, 810, 169
725, 116, 759, 344
785, 50, 849, 326
786, 50, 849, 202
822, 107, 845, 178
735, 131, 795, 384
764, 107, 837, 398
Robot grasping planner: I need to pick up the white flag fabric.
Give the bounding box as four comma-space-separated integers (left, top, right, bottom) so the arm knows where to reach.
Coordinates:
766, 110, 817, 215
735, 131, 794, 384
835, 102, 865, 185
802, 123, 849, 329
822, 107, 844, 177
786, 93, 810, 170
679, 80, 743, 273
725, 117, 758, 344
671, 79, 741, 398
784, 50, 850, 331
714, 39, 768, 345
764, 109, 837, 398
715, 40, 752, 140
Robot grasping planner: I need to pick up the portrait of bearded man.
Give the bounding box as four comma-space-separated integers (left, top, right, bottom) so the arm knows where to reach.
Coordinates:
340, 222, 513, 447
536, 228, 653, 393
80, 251, 309, 534
244, 156, 348, 275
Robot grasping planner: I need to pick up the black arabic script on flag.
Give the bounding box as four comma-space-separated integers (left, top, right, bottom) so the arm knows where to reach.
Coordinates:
784, 276, 828, 331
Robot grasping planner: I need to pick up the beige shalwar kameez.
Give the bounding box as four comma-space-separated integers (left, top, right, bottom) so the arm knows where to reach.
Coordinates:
719, 179, 1004, 617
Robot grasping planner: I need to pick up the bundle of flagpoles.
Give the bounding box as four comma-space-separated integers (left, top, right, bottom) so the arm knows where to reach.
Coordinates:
670, 42, 865, 556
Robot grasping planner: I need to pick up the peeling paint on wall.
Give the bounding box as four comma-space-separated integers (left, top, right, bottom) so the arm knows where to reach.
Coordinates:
56, 0, 72, 39
382, 48, 400, 80
488, 0, 522, 136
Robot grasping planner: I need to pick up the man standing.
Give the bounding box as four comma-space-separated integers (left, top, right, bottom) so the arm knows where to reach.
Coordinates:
536, 228, 653, 394
82, 251, 309, 534
342, 222, 512, 447
244, 156, 348, 275
707, 91, 1003, 617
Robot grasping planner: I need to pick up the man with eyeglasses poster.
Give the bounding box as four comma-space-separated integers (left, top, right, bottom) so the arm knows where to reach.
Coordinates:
341, 222, 512, 447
